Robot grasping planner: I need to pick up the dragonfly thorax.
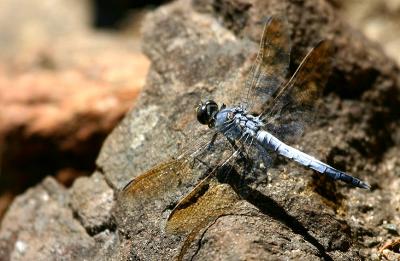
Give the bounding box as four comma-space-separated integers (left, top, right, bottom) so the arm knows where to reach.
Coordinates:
214, 106, 263, 140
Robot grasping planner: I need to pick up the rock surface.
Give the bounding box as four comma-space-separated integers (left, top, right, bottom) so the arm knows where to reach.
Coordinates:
0, 177, 96, 260
1, 0, 400, 260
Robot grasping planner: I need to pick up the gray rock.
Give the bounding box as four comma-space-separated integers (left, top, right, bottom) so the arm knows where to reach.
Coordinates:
69, 172, 115, 235
0, 177, 95, 261
102, 0, 400, 260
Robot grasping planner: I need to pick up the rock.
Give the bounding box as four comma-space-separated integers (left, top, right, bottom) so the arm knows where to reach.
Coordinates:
1, 0, 400, 260
339, 0, 400, 65
0, 0, 150, 216
0, 176, 120, 261
0, 177, 95, 260
377, 238, 400, 260
99, 0, 400, 260
0, 0, 89, 61
69, 172, 115, 235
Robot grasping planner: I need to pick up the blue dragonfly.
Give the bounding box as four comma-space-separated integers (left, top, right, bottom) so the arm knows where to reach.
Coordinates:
121, 16, 370, 241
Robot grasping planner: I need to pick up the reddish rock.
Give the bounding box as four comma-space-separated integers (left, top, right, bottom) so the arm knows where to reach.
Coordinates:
0, 0, 150, 217
0, 47, 149, 215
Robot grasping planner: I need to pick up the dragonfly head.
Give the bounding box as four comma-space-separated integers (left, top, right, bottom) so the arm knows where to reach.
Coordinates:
196, 100, 219, 128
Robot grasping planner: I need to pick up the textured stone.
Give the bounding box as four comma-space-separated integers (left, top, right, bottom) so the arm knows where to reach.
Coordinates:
70, 172, 115, 235
95, 0, 400, 260
0, 177, 95, 260
102, 0, 399, 260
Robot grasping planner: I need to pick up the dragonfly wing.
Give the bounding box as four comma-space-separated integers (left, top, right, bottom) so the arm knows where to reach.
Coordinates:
119, 131, 217, 216
241, 16, 291, 113
167, 179, 241, 260
261, 40, 334, 144
166, 137, 247, 235
166, 178, 240, 235
120, 159, 198, 216
119, 130, 236, 226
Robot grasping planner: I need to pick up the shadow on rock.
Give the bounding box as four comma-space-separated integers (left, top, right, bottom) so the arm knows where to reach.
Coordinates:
218, 166, 334, 261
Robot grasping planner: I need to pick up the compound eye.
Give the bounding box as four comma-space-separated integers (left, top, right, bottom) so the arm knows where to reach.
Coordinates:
196, 100, 218, 125
196, 104, 209, 125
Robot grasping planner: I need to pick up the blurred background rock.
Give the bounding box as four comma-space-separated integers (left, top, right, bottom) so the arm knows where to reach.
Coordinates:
340, 0, 400, 65
0, 0, 398, 220
0, 0, 170, 218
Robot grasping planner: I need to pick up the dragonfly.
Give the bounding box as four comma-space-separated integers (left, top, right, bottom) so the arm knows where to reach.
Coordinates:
120, 16, 370, 257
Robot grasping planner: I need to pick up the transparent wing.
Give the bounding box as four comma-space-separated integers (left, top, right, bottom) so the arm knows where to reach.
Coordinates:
119, 129, 242, 234
121, 130, 223, 206
121, 159, 194, 207
165, 159, 241, 235
261, 41, 334, 144
164, 135, 276, 259
241, 16, 291, 113
167, 180, 241, 260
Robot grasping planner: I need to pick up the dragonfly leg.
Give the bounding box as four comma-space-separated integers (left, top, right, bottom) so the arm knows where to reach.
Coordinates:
190, 156, 212, 170
206, 133, 219, 151
226, 137, 252, 171
189, 133, 219, 169
227, 137, 245, 159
